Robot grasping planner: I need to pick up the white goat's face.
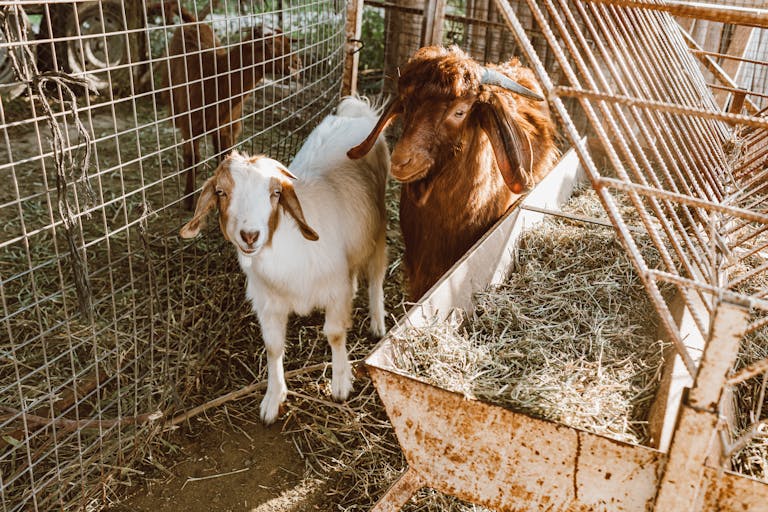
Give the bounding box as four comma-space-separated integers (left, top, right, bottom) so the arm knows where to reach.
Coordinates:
222, 156, 284, 255
179, 152, 319, 251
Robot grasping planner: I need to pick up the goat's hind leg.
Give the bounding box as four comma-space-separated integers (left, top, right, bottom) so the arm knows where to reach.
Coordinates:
256, 307, 289, 424
324, 288, 354, 402
182, 139, 200, 211
367, 230, 387, 337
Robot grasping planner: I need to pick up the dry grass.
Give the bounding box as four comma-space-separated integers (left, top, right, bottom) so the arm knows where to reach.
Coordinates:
731, 330, 768, 481
728, 255, 768, 481
390, 188, 668, 446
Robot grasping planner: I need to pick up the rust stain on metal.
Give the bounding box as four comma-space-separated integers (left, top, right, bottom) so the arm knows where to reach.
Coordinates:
367, 365, 663, 511
700, 466, 768, 510
573, 431, 581, 502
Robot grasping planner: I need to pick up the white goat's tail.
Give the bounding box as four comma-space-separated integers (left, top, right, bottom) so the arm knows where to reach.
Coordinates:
336, 95, 377, 120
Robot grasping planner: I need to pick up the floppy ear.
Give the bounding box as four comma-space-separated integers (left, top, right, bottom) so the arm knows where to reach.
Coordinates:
180, 178, 217, 238
347, 97, 403, 159
474, 93, 534, 194
279, 181, 319, 241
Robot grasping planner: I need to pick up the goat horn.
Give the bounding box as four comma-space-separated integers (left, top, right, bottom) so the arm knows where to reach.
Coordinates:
480, 68, 544, 102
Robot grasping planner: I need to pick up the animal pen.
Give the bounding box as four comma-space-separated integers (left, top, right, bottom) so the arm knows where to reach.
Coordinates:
1, 0, 768, 511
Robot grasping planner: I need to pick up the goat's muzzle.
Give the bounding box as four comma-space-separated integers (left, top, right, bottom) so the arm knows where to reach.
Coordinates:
390, 150, 433, 183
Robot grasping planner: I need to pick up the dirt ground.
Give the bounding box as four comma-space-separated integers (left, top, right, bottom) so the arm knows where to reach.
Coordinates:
110, 415, 329, 512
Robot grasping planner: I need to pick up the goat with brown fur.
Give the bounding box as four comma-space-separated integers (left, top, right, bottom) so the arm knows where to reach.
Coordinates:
161, 3, 301, 209
349, 46, 558, 300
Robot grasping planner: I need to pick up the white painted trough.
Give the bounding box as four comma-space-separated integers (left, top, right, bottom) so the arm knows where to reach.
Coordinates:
365, 147, 768, 511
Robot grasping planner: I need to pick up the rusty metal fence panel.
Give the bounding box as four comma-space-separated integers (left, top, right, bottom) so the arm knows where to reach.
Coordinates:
0, 1, 346, 510
495, 0, 768, 493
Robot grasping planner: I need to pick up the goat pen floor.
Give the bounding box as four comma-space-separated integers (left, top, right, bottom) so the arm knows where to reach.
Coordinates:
111, 414, 321, 512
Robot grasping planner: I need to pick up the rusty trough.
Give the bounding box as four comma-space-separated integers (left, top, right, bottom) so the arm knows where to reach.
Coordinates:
366, 150, 768, 511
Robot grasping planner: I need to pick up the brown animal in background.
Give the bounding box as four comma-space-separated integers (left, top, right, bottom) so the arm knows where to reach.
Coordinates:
159, 2, 301, 209
349, 46, 558, 300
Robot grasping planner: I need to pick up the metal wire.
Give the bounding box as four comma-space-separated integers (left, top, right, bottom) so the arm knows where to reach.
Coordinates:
493, 0, 768, 478
0, 1, 345, 510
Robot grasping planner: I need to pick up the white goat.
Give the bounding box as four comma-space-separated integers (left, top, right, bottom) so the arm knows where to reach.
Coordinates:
179, 97, 390, 424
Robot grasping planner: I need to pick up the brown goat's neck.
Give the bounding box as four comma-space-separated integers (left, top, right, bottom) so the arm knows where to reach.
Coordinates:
400, 127, 512, 299
221, 39, 271, 98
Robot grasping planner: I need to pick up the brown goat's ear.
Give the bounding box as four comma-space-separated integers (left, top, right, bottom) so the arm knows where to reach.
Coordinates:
180, 178, 217, 238
280, 181, 319, 241
347, 97, 402, 159
475, 94, 533, 194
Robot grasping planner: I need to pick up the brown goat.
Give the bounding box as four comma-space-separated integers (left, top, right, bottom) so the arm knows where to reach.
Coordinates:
162, 7, 301, 209
349, 46, 558, 300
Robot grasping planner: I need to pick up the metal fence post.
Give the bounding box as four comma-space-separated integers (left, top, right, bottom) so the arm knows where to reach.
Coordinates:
654, 301, 750, 510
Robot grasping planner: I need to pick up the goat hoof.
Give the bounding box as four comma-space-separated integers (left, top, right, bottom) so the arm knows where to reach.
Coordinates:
260, 386, 287, 425
331, 368, 353, 402
370, 320, 386, 338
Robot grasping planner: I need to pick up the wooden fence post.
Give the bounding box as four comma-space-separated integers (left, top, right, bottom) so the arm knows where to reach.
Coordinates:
421, 0, 447, 47
342, 0, 365, 97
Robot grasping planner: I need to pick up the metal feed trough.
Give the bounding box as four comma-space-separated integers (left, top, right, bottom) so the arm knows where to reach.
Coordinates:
362, 0, 768, 509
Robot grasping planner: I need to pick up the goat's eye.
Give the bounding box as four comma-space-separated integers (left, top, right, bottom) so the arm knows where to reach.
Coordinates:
271, 189, 281, 198
455, 110, 466, 118
215, 188, 226, 197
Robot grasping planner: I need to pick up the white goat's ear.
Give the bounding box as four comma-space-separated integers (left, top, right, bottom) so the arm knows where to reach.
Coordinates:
276, 162, 299, 181
180, 178, 217, 238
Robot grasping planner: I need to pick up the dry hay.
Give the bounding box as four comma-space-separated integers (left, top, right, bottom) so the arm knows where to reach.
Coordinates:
731, 329, 768, 481
727, 254, 768, 481
390, 187, 668, 446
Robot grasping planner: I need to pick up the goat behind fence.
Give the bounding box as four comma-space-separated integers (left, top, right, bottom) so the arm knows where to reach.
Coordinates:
0, 1, 345, 510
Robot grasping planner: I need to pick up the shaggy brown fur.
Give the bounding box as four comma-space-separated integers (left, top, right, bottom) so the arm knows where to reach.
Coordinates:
162, 9, 300, 209
349, 46, 557, 300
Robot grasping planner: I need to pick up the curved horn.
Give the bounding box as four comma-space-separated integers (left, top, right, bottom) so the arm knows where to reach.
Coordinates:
347, 97, 403, 159
480, 68, 544, 102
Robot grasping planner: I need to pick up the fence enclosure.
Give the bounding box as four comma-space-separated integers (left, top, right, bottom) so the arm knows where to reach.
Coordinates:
0, 1, 346, 509
2, 0, 768, 510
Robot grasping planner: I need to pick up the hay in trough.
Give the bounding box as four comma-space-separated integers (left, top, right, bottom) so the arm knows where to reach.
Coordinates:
731, 329, 768, 481
390, 187, 668, 445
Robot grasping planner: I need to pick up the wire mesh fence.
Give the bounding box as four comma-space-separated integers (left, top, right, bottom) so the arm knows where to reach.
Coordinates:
0, 1, 347, 509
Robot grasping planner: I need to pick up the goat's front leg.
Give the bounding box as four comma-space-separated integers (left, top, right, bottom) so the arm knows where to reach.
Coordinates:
324, 287, 354, 401
213, 119, 242, 161
256, 307, 289, 424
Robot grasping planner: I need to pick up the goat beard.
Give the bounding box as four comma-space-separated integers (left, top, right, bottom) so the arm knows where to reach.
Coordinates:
403, 172, 436, 207
405, 144, 462, 206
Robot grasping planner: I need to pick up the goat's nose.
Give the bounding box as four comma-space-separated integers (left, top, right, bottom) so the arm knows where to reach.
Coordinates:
391, 154, 412, 168
240, 230, 260, 246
